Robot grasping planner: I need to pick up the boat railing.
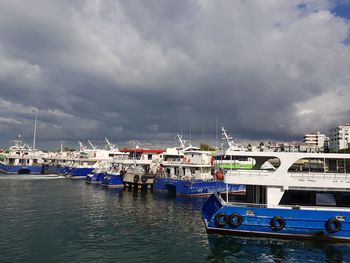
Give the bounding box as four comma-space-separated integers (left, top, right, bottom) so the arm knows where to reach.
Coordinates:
224, 201, 350, 211
226, 170, 273, 177
289, 172, 350, 180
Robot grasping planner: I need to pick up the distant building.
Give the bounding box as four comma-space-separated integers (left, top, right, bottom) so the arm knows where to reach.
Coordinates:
302, 132, 328, 152
329, 123, 350, 151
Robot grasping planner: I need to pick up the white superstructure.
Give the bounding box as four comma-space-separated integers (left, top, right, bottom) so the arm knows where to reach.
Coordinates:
224, 151, 350, 208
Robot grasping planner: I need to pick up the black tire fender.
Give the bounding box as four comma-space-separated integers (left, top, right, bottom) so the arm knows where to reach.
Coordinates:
229, 213, 243, 227
270, 216, 286, 231
141, 175, 148, 184
214, 212, 229, 227
133, 174, 140, 183
325, 218, 342, 233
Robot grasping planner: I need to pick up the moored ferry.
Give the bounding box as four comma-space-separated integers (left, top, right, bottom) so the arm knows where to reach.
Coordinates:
202, 151, 350, 242
0, 135, 45, 174
153, 135, 245, 196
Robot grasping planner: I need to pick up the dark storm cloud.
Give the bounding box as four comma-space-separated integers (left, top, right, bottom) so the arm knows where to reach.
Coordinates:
0, 0, 350, 149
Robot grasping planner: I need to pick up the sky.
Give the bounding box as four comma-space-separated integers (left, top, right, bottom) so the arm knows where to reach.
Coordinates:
0, 0, 350, 150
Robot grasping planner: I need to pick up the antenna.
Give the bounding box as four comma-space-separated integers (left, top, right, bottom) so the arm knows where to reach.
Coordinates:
215, 117, 218, 149
177, 134, 186, 148
105, 137, 111, 146
189, 127, 192, 146
88, 140, 96, 150
78, 140, 85, 151
32, 109, 38, 150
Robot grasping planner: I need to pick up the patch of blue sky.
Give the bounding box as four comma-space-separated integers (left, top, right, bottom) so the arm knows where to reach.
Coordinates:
331, 0, 350, 20
330, 0, 350, 45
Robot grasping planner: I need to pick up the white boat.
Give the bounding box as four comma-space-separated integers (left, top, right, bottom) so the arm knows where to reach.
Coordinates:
203, 150, 350, 242
0, 135, 46, 174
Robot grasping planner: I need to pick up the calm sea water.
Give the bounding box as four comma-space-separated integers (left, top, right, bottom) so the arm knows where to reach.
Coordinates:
0, 175, 350, 263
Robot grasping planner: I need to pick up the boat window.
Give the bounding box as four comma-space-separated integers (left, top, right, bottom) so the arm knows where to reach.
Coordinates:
316, 193, 336, 206
338, 193, 350, 207
279, 190, 313, 206
148, 154, 152, 160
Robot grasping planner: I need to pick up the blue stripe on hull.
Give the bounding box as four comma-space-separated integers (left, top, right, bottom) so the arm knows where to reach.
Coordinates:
202, 194, 350, 242
69, 168, 94, 178
0, 163, 42, 174
57, 167, 72, 175
153, 177, 245, 196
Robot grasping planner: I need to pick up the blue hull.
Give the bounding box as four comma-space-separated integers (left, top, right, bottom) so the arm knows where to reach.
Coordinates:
101, 174, 124, 188
202, 194, 350, 242
153, 177, 246, 196
86, 172, 105, 184
0, 163, 42, 174
69, 168, 94, 178
57, 166, 72, 175
41, 165, 60, 174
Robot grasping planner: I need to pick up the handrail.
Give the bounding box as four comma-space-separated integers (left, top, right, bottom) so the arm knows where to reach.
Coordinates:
225, 170, 350, 179
225, 201, 350, 211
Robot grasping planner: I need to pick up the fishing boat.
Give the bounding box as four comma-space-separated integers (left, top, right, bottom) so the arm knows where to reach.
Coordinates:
121, 147, 164, 188
202, 150, 350, 242
86, 165, 125, 187
100, 169, 125, 188
153, 135, 245, 196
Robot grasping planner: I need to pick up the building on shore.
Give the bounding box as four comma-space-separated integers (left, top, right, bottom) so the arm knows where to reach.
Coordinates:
302, 132, 328, 152
329, 123, 350, 151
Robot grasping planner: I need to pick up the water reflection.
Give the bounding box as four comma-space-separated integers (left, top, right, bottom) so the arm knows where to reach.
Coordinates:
207, 234, 350, 262
152, 190, 208, 208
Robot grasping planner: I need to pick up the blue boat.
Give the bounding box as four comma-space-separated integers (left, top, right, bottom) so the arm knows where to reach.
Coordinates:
0, 163, 43, 174
68, 167, 95, 179
153, 177, 245, 196
153, 135, 245, 196
86, 171, 106, 184
202, 151, 350, 242
0, 135, 44, 174
101, 173, 124, 188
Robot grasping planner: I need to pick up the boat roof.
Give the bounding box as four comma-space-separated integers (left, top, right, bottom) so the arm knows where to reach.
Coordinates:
120, 148, 165, 154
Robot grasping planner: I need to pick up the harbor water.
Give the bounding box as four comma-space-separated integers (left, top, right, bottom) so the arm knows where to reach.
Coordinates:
1, 175, 350, 263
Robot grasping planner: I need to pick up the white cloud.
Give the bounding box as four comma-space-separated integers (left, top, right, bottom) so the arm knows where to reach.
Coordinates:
0, 0, 349, 147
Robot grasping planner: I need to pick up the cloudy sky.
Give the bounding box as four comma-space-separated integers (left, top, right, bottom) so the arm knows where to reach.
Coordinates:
0, 0, 350, 149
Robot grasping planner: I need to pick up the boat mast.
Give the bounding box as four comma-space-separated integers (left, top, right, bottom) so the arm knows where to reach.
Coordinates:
221, 126, 235, 149
32, 109, 38, 150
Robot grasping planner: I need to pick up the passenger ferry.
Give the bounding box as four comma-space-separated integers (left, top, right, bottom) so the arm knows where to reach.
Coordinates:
65, 139, 127, 178
202, 151, 350, 242
0, 135, 45, 174
153, 135, 245, 196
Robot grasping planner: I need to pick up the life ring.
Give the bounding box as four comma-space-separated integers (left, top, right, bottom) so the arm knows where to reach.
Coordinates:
270, 216, 286, 231
214, 212, 228, 227
133, 174, 140, 183
201, 160, 205, 164
141, 175, 148, 184
325, 218, 342, 233
229, 213, 243, 227
216, 170, 224, 181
